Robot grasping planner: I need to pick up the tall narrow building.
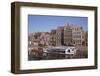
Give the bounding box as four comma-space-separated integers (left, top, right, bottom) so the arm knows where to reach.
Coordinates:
63, 25, 72, 46
56, 27, 64, 46
50, 29, 56, 46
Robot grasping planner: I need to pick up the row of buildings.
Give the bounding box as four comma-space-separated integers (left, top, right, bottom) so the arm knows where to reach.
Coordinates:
51, 23, 87, 46
28, 32, 50, 47
28, 23, 88, 47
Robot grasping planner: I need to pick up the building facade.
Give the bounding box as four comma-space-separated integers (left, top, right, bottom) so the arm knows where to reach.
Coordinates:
63, 26, 72, 46
54, 23, 86, 46
54, 25, 72, 46
56, 27, 64, 46
69, 25, 85, 46
50, 29, 56, 46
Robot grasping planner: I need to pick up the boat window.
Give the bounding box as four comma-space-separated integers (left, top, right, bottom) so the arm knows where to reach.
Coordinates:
68, 49, 70, 53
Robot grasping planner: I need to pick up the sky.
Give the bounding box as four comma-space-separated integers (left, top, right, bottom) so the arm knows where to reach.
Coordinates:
28, 15, 88, 33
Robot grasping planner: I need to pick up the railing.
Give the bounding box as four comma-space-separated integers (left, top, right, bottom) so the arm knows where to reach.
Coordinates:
44, 51, 74, 55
